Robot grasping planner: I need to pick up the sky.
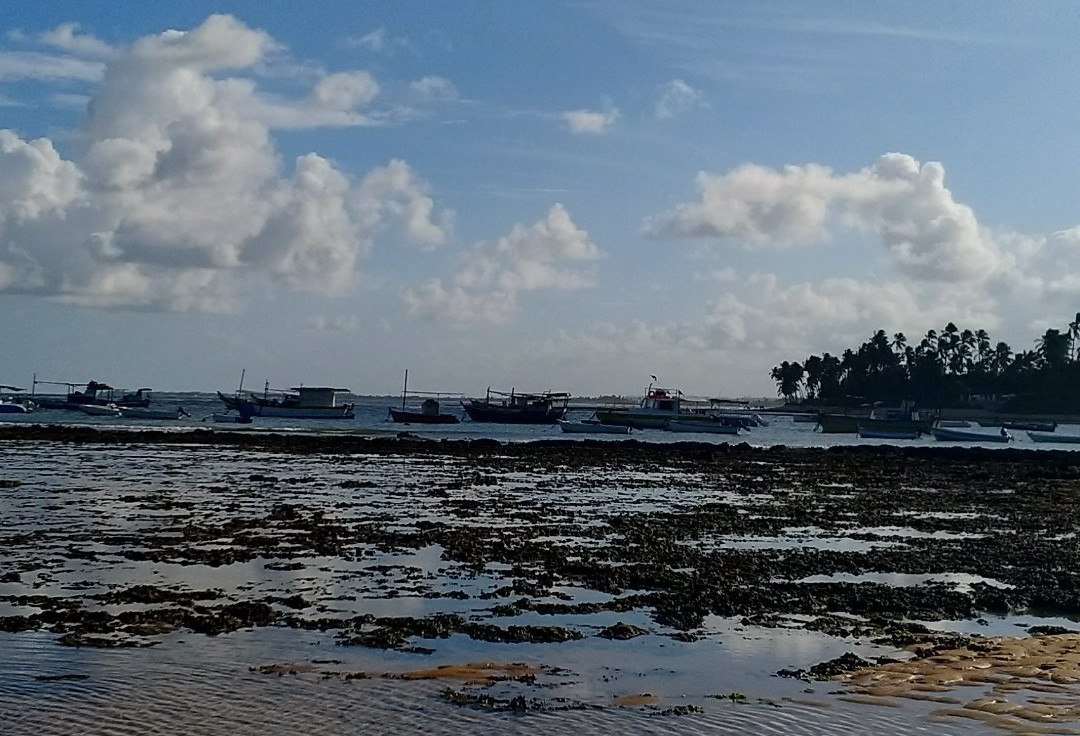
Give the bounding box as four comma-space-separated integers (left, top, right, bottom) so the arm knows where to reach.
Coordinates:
2, 2, 1080, 398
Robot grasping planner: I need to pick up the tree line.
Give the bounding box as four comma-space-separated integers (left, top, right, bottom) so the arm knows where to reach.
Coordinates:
770, 315, 1080, 413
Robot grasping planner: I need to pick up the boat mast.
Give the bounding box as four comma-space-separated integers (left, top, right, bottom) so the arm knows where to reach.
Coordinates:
401, 369, 408, 410
238, 368, 246, 394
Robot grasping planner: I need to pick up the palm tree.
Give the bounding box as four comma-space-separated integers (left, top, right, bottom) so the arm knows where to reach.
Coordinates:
803, 355, 824, 401
1069, 313, 1080, 362
1036, 328, 1070, 370
891, 332, 908, 359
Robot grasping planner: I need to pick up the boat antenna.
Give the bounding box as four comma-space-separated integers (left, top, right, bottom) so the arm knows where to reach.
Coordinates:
238, 368, 246, 394
401, 369, 408, 411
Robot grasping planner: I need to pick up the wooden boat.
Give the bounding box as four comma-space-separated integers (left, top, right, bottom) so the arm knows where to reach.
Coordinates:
1027, 432, 1080, 444
665, 419, 739, 435
32, 378, 152, 410
462, 388, 569, 424
120, 406, 189, 420
78, 403, 121, 417
387, 370, 460, 424
979, 419, 1058, 432
219, 382, 355, 419
0, 385, 32, 414
818, 403, 934, 435
558, 419, 630, 435
594, 383, 721, 430
210, 412, 252, 424
857, 425, 919, 440
931, 426, 1012, 443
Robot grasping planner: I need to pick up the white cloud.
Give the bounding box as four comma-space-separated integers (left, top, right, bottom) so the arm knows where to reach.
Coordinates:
646, 152, 1000, 283
0, 50, 104, 82
344, 28, 409, 54
410, 75, 457, 101
562, 106, 619, 135
404, 203, 600, 325
0, 15, 450, 312
656, 79, 705, 119
40, 23, 115, 59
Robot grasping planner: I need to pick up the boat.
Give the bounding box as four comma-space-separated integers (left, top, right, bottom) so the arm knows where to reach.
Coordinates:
936, 420, 972, 428
665, 420, 740, 435
78, 403, 121, 417
978, 418, 1057, 432
387, 370, 461, 424
0, 385, 32, 414
594, 382, 723, 430
1027, 432, 1080, 444
120, 406, 190, 420
219, 381, 355, 419
209, 412, 252, 424
461, 387, 569, 424
558, 419, 631, 435
931, 426, 1012, 443
818, 402, 934, 435
31, 378, 153, 410
857, 425, 919, 440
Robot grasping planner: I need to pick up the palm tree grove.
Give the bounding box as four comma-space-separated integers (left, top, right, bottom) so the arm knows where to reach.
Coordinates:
771, 313, 1080, 414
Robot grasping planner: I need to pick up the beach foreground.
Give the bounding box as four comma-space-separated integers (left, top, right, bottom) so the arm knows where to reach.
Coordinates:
2, 426, 1080, 734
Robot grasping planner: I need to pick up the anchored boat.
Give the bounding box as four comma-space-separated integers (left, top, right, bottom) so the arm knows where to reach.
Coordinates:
594, 382, 723, 430
462, 387, 569, 424
387, 370, 461, 424
218, 381, 355, 419
931, 426, 1012, 443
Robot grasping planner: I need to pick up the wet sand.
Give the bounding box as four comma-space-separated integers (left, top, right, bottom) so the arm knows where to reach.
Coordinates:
3, 425, 1080, 733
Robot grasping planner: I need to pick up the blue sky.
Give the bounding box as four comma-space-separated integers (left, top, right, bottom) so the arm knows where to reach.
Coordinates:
2, 2, 1080, 397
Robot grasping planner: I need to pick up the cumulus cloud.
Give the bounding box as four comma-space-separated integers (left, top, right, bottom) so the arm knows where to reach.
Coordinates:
645, 153, 1000, 283
0, 14, 450, 312
656, 79, 705, 119
562, 106, 619, 135
404, 203, 601, 325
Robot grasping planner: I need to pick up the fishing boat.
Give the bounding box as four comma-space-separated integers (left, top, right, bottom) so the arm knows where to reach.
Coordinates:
665, 420, 740, 435
387, 370, 460, 424
594, 382, 721, 430
557, 419, 631, 435
120, 406, 190, 420
461, 387, 569, 424
218, 381, 355, 419
931, 426, 1012, 443
78, 403, 121, 417
979, 419, 1058, 433
31, 378, 152, 410
1027, 432, 1080, 444
857, 425, 919, 440
0, 385, 32, 414
818, 402, 934, 435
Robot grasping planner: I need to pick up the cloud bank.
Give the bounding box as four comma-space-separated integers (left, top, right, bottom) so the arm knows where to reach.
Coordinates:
0, 14, 449, 312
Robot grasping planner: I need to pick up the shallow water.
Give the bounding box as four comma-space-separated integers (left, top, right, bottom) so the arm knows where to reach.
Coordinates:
0, 438, 1071, 734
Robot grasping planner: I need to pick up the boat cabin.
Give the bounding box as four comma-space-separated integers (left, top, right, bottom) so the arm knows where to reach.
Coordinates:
642, 387, 681, 413
289, 387, 351, 408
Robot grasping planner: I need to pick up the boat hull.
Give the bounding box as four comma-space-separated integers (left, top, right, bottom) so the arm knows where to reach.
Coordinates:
1027, 432, 1080, 444
931, 427, 1011, 443
665, 420, 739, 435
594, 409, 720, 430
462, 402, 565, 424
78, 404, 121, 417
857, 425, 919, 440
0, 403, 29, 414
236, 401, 354, 419
818, 414, 933, 435
388, 408, 460, 424
558, 420, 630, 435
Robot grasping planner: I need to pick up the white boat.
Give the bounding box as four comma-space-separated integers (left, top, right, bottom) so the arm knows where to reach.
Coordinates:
78, 403, 122, 417
1027, 432, 1080, 445
557, 419, 630, 435
665, 420, 739, 435
0, 384, 32, 414
931, 426, 1012, 443
936, 420, 972, 428
218, 382, 355, 419
120, 406, 190, 420
857, 425, 919, 440
594, 383, 725, 430
210, 412, 252, 424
